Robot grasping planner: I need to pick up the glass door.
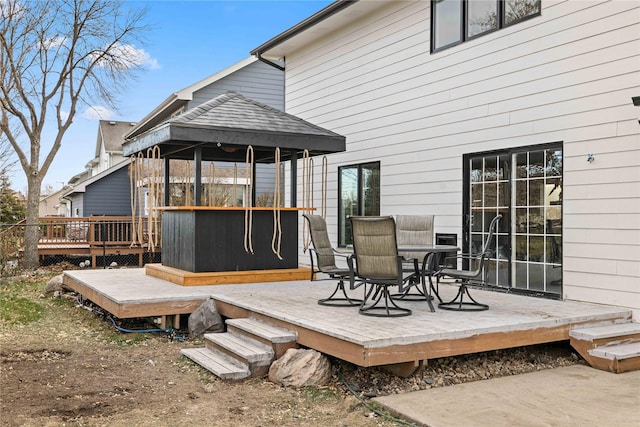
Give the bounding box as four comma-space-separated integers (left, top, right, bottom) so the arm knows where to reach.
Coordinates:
463, 143, 562, 296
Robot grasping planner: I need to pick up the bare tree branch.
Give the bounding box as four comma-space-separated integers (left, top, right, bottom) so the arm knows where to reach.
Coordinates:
0, 0, 150, 268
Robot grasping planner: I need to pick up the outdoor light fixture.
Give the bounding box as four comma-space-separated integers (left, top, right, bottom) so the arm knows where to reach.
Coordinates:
216, 142, 239, 153
632, 96, 640, 106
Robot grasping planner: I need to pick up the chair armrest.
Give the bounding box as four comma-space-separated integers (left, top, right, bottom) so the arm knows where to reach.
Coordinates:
347, 255, 364, 290
332, 249, 352, 260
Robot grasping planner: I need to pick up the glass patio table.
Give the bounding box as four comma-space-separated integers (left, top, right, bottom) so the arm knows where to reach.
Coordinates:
396, 244, 460, 312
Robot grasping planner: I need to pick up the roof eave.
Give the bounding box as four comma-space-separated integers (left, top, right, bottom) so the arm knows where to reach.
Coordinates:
250, 0, 358, 59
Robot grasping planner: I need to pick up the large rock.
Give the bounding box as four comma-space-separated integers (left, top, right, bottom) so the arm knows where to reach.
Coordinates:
44, 274, 73, 294
268, 348, 332, 387
188, 299, 224, 338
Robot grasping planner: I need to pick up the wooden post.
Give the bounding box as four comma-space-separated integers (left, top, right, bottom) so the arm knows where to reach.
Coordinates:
290, 150, 297, 207
194, 147, 202, 206
164, 157, 170, 206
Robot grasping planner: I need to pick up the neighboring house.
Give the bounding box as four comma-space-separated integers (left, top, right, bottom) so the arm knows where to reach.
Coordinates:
87, 120, 137, 177
39, 187, 67, 217
251, 1, 640, 317
62, 160, 132, 217
57, 56, 285, 217
126, 56, 284, 200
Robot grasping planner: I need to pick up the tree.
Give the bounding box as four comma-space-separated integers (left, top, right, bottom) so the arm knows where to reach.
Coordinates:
0, 121, 19, 179
0, 0, 149, 268
0, 172, 26, 223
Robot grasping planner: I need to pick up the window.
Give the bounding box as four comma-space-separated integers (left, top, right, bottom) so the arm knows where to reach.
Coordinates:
431, 0, 541, 52
338, 162, 380, 246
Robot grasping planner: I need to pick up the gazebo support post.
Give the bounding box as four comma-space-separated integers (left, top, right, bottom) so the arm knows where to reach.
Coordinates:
194, 146, 202, 206
290, 149, 297, 207
164, 157, 170, 206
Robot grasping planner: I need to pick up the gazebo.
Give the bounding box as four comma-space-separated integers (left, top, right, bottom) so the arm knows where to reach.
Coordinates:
122, 91, 345, 281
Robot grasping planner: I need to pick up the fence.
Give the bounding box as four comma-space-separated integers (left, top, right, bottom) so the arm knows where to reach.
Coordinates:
0, 216, 162, 274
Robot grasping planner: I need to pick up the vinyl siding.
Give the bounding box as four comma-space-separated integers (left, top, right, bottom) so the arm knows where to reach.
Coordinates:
189, 60, 284, 111
282, 1, 640, 315
70, 194, 83, 217
83, 166, 132, 216
188, 59, 282, 200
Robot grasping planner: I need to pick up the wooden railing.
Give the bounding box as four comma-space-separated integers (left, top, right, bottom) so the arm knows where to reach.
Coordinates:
36, 216, 161, 248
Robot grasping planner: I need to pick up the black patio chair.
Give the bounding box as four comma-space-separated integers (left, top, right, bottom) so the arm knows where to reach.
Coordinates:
436, 214, 502, 311
303, 214, 362, 307
347, 216, 414, 317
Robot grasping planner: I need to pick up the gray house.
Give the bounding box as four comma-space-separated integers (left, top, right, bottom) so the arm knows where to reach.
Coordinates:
60, 56, 285, 216
126, 56, 285, 201
62, 160, 132, 217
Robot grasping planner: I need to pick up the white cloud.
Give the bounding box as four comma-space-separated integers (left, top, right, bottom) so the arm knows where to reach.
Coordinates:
42, 36, 67, 50
81, 106, 115, 120
94, 42, 160, 70
60, 110, 70, 121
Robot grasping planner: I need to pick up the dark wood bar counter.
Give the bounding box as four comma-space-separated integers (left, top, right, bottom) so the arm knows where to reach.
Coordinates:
161, 207, 304, 273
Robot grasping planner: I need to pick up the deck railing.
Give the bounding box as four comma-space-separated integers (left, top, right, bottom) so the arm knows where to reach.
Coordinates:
0, 216, 162, 271
36, 216, 161, 247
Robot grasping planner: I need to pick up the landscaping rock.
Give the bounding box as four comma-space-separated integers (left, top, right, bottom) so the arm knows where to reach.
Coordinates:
188, 299, 224, 338
268, 348, 332, 387
44, 274, 72, 294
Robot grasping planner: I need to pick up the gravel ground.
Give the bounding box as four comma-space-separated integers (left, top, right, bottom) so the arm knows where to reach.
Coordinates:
331, 342, 584, 399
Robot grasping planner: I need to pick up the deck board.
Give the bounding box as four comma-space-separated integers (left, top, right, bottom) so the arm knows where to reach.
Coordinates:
63, 268, 632, 367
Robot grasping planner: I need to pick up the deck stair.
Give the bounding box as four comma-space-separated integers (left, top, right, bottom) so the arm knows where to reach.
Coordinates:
181, 317, 298, 380
569, 322, 640, 373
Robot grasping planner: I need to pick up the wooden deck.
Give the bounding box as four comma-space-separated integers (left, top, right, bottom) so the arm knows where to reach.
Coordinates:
63, 268, 632, 369
29, 216, 160, 267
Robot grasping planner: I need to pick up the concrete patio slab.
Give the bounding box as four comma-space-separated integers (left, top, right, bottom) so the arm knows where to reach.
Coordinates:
374, 364, 640, 427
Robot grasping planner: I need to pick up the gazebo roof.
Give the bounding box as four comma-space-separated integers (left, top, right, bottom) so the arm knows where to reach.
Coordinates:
122, 91, 346, 163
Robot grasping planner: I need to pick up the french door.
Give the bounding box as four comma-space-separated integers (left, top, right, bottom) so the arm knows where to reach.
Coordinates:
463, 143, 563, 296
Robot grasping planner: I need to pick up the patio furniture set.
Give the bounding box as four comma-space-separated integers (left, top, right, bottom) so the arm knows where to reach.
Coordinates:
304, 213, 502, 317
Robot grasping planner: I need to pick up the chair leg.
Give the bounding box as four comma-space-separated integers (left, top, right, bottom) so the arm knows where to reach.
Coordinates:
318, 279, 363, 307
438, 281, 489, 311
359, 284, 412, 317
419, 280, 435, 313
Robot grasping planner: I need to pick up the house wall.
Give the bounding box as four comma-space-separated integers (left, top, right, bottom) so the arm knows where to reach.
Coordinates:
70, 194, 84, 217
188, 59, 284, 201
283, 1, 640, 317
83, 166, 132, 216
188, 60, 285, 111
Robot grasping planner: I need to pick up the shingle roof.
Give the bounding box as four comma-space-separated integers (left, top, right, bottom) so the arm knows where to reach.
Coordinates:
122, 91, 345, 163
171, 91, 342, 138
97, 120, 137, 155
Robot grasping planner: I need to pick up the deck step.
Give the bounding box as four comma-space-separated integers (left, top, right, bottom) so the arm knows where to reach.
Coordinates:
226, 317, 297, 343
589, 342, 640, 360
570, 322, 640, 341
569, 322, 640, 373
182, 317, 299, 381
204, 332, 274, 366
180, 347, 250, 381
226, 317, 298, 358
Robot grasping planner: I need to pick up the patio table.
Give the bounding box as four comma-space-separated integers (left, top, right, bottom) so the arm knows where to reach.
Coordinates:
396, 245, 460, 311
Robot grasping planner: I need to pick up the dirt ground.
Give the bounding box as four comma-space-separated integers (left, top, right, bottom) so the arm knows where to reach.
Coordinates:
1, 271, 583, 427
0, 274, 385, 427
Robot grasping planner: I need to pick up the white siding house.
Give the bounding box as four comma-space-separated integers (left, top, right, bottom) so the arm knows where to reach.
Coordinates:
88, 120, 136, 177
252, 1, 640, 318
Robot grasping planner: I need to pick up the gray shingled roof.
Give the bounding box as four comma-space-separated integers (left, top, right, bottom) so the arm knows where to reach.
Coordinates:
122, 91, 345, 163
98, 120, 137, 155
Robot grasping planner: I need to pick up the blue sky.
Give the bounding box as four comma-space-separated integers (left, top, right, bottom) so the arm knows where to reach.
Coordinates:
9, 0, 332, 193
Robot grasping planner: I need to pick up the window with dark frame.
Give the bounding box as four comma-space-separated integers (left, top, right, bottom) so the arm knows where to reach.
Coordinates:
431, 0, 541, 52
338, 162, 380, 247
